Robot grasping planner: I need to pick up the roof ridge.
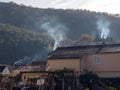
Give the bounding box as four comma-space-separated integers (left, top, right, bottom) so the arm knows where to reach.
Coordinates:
57, 43, 120, 50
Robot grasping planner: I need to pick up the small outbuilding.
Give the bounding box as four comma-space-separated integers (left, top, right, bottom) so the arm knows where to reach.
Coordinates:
0, 65, 11, 75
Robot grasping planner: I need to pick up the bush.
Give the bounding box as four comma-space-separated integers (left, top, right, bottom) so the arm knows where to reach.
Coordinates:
109, 86, 117, 90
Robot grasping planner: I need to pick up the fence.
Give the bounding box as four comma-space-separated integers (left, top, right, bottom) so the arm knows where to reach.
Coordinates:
1, 72, 120, 90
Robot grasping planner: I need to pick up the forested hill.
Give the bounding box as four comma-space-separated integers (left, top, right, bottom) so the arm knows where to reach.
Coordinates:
1, 2, 120, 40
0, 2, 120, 65
0, 23, 53, 64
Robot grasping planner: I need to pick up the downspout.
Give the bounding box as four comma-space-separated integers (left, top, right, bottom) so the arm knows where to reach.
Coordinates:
80, 57, 82, 74
80, 54, 88, 74
79, 50, 81, 74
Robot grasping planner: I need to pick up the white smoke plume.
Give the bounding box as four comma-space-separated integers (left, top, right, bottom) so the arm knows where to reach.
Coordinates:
41, 17, 68, 50
14, 53, 44, 66
96, 15, 111, 39
14, 56, 31, 66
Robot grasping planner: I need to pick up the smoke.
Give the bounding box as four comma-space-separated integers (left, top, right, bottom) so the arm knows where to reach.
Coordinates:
14, 56, 31, 66
14, 53, 46, 66
41, 17, 68, 50
96, 15, 111, 39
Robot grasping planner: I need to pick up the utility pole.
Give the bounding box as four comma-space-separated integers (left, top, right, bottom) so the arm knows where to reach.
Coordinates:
62, 74, 64, 90
72, 73, 74, 90
0, 75, 2, 90
10, 77, 13, 90
49, 74, 54, 90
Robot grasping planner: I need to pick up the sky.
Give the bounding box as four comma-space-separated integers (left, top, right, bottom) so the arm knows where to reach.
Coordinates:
1, 0, 120, 14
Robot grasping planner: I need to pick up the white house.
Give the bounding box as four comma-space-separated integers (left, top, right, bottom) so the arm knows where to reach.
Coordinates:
0, 66, 10, 75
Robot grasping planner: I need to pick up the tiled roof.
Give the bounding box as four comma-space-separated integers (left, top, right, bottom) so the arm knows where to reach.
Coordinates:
32, 61, 47, 66
48, 43, 120, 59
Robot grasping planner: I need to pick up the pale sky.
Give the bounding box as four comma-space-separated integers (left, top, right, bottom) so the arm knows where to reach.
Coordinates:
1, 0, 120, 14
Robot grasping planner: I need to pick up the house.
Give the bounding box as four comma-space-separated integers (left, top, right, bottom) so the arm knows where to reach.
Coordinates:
46, 43, 120, 78
20, 71, 47, 85
16, 65, 33, 72
0, 65, 11, 75
16, 61, 47, 72
32, 61, 47, 71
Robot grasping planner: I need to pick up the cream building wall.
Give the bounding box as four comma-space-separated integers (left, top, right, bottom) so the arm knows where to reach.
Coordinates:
85, 53, 120, 77
46, 59, 81, 72
47, 52, 120, 78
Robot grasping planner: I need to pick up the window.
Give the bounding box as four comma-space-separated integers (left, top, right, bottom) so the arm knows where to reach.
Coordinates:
24, 76, 26, 80
93, 55, 101, 64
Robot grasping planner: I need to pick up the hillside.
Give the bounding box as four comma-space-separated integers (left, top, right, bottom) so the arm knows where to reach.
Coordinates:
0, 23, 53, 65
0, 2, 120, 64
0, 2, 120, 40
